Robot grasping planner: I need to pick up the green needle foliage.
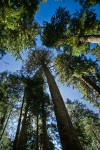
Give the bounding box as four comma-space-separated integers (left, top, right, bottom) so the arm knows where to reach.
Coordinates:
91, 45, 100, 60
66, 99, 100, 150
54, 52, 100, 108
54, 53, 97, 80
0, 70, 55, 150
0, 0, 40, 56
42, 6, 100, 55
42, 6, 70, 48
74, 0, 100, 8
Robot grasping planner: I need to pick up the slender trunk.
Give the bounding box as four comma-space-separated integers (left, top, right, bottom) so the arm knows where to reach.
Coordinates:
79, 35, 100, 44
42, 103, 50, 150
16, 103, 29, 150
0, 109, 7, 133
92, 129, 100, 144
79, 77, 100, 107
42, 65, 83, 150
81, 75, 100, 95
13, 89, 26, 150
36, 109, 39, 150
0, 108, 12, 142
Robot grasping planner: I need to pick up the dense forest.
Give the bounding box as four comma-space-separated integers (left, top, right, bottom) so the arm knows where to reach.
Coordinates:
0, 0, 100, 150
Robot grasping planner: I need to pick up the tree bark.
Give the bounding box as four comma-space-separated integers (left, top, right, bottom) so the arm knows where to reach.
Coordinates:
79, 35, 100, 44
0, 108, 12, 142
13, 89, 26, 150
92, 129, 100, 144
0, 108, 7, 134
42, 103, 50, 150
36, 106, 39, 150
16, 102, 29, 150
82, 75, 100, 95
42, 64, 83, 150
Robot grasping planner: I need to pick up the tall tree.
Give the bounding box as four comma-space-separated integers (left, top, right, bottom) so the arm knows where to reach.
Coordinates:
42, 6, 100, 55
11, 71, 54, 150
25, 48, 83, 150
0, 71, 24, 148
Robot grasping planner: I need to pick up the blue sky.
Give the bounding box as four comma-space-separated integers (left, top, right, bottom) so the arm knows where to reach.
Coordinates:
0, 0, 100, 113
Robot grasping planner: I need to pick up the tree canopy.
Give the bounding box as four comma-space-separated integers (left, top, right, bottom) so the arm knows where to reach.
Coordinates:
0, 0, 40, 56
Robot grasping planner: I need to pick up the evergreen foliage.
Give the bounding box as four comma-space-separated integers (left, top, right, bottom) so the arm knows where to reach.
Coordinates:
67, 99, 100, 150
0, 0, 39, 56
42, 6, 100, 55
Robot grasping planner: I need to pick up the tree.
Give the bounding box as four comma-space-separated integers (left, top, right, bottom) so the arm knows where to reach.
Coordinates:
71, 77, 100, 109
54, 53, 100, 108
25, 48, 83, 150
42, 7, 100, 55
13, 89, 26, 150
66, 99, 100, 150
10, 71, 54, 150
0, 0, 40, 56
0, 71, 24, 149
75, 0, 100, 8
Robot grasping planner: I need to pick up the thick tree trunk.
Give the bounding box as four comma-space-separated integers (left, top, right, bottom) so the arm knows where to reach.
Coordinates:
42, 65, 83, 150
13, 89, 26, 150
79, 35, 100, 44
82, 75, 100, 95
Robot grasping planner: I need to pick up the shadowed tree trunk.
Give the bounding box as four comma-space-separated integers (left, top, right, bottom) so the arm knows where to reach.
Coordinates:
92, 129, 100, 144
42, 64, 83, 150
0, 108, 12, 142
36, 103, 39, 150
81, 75, 100, 95
16, 102, 29, 150
13, 88, 26, 150
0, 108, 7, 134
42, 103, 50, 150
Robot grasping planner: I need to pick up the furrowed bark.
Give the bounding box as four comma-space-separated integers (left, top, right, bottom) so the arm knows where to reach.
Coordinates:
13, 88, 26, 150
42, 103, 50, 150
16, 103, 29, 150
42, 64, 83, 150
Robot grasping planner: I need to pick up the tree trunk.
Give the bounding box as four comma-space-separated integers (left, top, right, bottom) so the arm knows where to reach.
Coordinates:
82, 75, 100, 95
42, 103, 50, 150
0, 108, 12, 142
16, 102, 29, 150
42, 64, 83, 150
92, 129, 100, 144
13, 89, 26, 150
36, 107, 39, 150
0, 108, 7, 134
79, 35, 100, 44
